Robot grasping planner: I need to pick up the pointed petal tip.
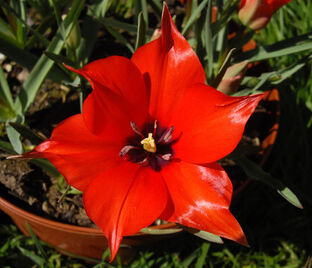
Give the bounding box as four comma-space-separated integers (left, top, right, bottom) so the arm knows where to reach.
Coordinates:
108, 232, 122, 263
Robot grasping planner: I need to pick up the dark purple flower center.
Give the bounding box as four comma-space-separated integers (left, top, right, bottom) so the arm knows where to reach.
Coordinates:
120, 120, 175, 171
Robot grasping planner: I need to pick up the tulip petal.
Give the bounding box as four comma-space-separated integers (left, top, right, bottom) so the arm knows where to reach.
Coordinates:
83, 163, 168, 261
131, 4, 205, 124
23, 114, 122, 191
170, 84, 264, 163
160, 161, 247, 245
65, 56, 148, 135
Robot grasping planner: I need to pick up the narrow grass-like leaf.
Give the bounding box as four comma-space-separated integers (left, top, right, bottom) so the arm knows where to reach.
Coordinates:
8, 122, 45, 145
101, 18, 154, 37
0, 140, 15, 154
6, 118, 23, 154
26, 222, 49, 261
18, 246, 46, 267
14, 0, 85, 115
44, 51, 75, 67
135, 12, 146, 50
195, 243, 210, 268
77, 0, 110, 65
30, 159, 61, 177
204, 0, 214, 80
234, 155, 303, 209
0, 65, 15, 121
212, 48, 236, 88
140, 227, 183, 235
0, 17, 19, 46
0, 0, 50, 47
16, 0, 27, 46
182, 225, 223, 244
140, 0, 148, 29
0, 38, 68, 82
105, 25, 134, 53
182, 0, 209, 36
211, 0, 240, 37
235, 32, 312, 62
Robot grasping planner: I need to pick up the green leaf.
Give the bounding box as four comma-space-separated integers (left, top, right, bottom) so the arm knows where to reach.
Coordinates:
0, 65, 16, 122
8, 122, 45, 145
135, 12, 146, 50
26, 222, 49, 262
77, 0, 110, 65
140, 227, 183, 235
195, 243, 210, 268
0, 17, 19, 47
182, 225, 223, 244
235, 32, 312, 62
104, 25, 134, 53
182, 0, 209, 36
0, 38, 69, 83
204, 0, 214, 80
14, 0, 85, 115
18, 246, 46, 267
6, 117, 24, 154
30, 159, 61, 177
101, 18, 154, 37
234, 155, 303, 209
0, 140, 15, 154
212, 48, 236, 88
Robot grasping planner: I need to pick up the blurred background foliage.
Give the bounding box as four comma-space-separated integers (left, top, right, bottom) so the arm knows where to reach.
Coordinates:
0, 0, 312, 267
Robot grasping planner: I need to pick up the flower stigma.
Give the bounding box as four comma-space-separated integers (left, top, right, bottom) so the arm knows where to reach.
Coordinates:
141, 133, 156, 153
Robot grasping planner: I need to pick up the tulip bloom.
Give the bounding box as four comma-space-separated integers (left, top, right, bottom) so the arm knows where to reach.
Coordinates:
18, 5, 264, 260
238, 0, 292, 30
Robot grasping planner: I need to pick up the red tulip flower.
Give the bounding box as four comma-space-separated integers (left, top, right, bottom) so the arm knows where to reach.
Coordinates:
239, 0, 292, 30
18, 5, 264, 261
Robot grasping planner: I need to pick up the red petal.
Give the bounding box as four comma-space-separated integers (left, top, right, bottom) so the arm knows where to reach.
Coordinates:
65, 56, 148, 135
24, 114, 122, 191
160, 161, 247, 245
271, 0, 292, 11
83, 163, 168, 261
170, 84, 264, 163
131, 4, 205, 123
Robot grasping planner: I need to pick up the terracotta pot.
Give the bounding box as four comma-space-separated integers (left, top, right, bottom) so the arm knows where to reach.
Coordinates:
0, 89, 279, 261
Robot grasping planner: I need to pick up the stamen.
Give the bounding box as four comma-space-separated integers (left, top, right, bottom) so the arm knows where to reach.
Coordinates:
119, 145, 136, 157
141, 133, 157, 153
153, 120, 158, 136
158, 126, 174, 144
161, 154, 172, 161
130, 121, 144, 138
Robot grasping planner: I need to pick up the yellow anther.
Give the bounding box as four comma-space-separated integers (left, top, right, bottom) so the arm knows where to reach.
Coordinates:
141, 133, 156, 153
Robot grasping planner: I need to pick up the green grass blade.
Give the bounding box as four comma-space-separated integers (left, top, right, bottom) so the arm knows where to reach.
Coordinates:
234, 155, 303, 209
204, 0, 214, 80
182, 0, 209, 36
235, 32, 312, 62
26, 222, 49, 263
18, 246, 46, 267
105, 25, 134, 53
140, 227, 183, 235
8, 122, 45, 145
135, 12, 146, 50
14, 0, 85, 115
76, 0, 110, 65
0, 65, 14, 110
195, 243, 210, 268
